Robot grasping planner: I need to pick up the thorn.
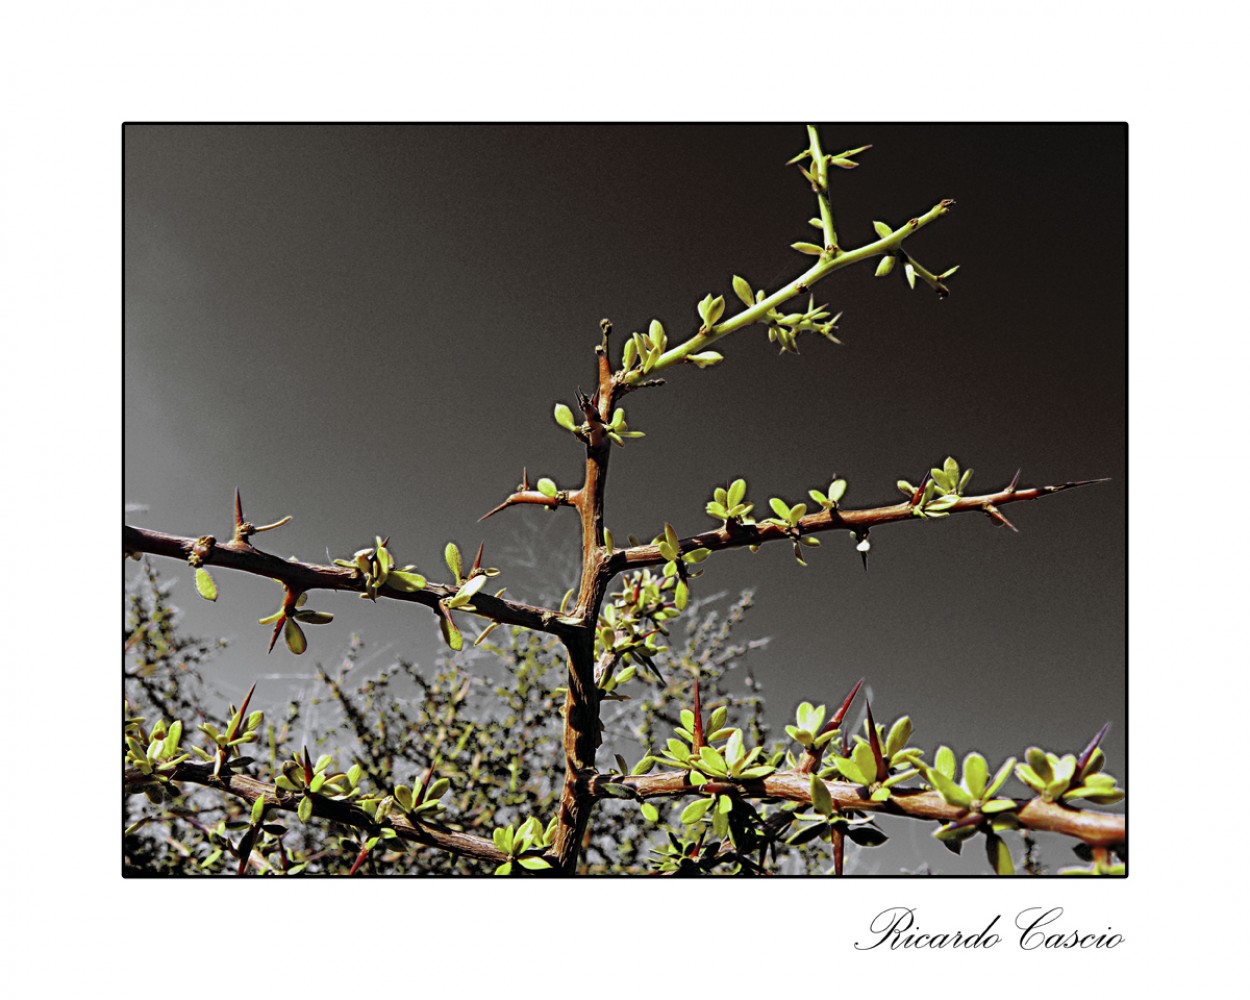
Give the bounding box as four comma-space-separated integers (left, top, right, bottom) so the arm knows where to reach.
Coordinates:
824, 678, 864, 734
1007, 468, 1021, 493
865, 701, 887, 782
1076, 722, 1111, 775
302, 745, 313, 786
234, 489, 244, 527
479, 500, 512, 522
860, 550, 868, 572
1043, 478, 1111, 494
522, 467, 530, 491
349, 842, 371, 876
911, 472, 930, 507
267, 618, 285, 654
692, 678, 704, 752
472, 541, 485, 575
985, 503, 1019, 533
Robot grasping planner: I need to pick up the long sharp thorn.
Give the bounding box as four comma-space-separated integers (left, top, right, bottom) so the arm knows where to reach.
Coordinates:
865, 701, 887, 781
826, 677, 865, 733
1076, 722, 1111, 775
522, 467, 530, 490
1007, 468, 1021, 493
911, 472, 930, 507
472, 541, 485, 575
478, 500, 512, 522
349, 842, 370, 876
267, 618, 285, 654
860, 550, 868, 572
228, 683, 256, 741
692, 678, 704, 752
234, 488, 244, 527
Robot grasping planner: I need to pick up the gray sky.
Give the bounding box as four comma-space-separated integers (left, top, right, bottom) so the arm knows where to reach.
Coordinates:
124, 123, 1124, 872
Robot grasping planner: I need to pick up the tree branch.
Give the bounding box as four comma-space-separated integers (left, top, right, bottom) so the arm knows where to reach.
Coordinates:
583, 770, 1124, 848
122, 524, 576, 639
126, 761, 509, 866
609, 477, 1107, 574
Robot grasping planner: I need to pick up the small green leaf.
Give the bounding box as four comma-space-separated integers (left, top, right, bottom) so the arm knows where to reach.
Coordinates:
537, 477, 558, 499
873, 220, 893, 239
732, 275, 754, 307
553, 403, 577, 431
727, 478, 747, 508
791, 242, 825, 256
874, 256, 895, 278
640, 802, 659, 823
810, 774, 833, 817
444, 543, 462, 582
680, 798, 713, 825
687, 351, 724, 368
284, 618, 307, 655
194, 567, 217, 601
297, 795, 313, 823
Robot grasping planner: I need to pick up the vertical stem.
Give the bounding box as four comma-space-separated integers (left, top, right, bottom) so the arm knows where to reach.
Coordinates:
552, 340, 618, 873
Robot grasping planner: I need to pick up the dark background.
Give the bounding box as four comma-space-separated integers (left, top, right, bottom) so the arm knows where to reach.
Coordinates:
124, 123, 1125, 873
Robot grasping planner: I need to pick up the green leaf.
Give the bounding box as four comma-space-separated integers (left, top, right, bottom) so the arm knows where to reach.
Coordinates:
640, 802, 659, 823
444, 543, 462, 582
680, 798, 713, 825
536, 477, 558, 499
283, 618, 307, 655
732, 275, 754, 307
791, 242, 825, 255
387, 570, 426, 592
963, 753, 989, 799
873, 220, 893, 238
927, 767, 973, 809
439, 610, 463, 651
297, 795, 313, 823
697, 293, 725, 329
874, 256, 895, 278
194, 567, 217, 601
517, 856, 552, 871
810, 773, 833, 817
553, 403, 577, 431
769, 497, 791, 519
687, 351, 724, 369
833, 756, 869, 785
727, 479, 746, 508
250, 796, 266, 825
986, 833, 1014, 875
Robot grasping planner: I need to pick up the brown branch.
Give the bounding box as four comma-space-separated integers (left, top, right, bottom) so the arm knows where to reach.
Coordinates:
583, 770, 1125, 848
122, 524, 576, 639
126, 761, 508, 866
609, 478, 1108, 573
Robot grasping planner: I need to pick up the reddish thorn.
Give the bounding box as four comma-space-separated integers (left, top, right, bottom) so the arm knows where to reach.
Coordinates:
1076, 722, 1111, 775
349, 842, 371, 876
911, 472, 930, 507
865, 702, 887, 782
227, 683, 257, 742
522, 467, 530, 490
234, 488, 244, 527
1007, 468, 1021, 493
302, 746, 313, 786
479, 500, 512, 522
472, 541, 485, 575
267, 617, 285, 654
692, 678, 704, 752
823, 678, 865, 734
418, 764, 435, 803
